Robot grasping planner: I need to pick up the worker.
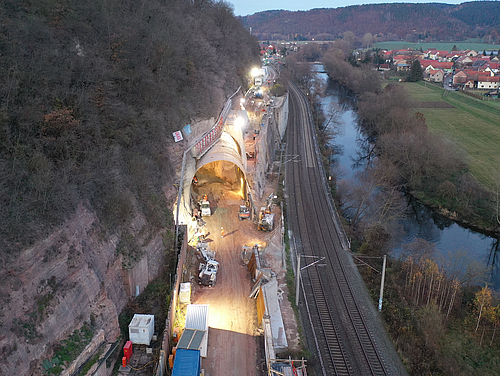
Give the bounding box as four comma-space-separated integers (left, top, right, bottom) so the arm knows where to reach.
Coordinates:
192, 176, 198, 186
220, 227, 225, 238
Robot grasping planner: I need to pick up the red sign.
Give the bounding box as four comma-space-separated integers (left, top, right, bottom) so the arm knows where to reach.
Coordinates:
173, 131, 183, 142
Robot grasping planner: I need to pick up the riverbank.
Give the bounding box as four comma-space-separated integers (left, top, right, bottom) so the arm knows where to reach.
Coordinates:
310, 63, 500, 376
320, 53, 499, 237
411, 189, 500, 238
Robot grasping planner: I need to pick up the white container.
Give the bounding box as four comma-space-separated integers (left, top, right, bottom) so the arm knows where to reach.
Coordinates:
185, 305, 209, 357
129, 314, 154, 345
179, 282, 191, 304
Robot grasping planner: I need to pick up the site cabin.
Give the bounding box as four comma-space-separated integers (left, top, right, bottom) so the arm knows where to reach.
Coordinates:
184, 304, 209, 357
171, 349, 201, 376
128, 314, 154, 345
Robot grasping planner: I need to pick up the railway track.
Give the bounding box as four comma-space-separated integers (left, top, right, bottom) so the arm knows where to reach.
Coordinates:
284, 81, 392, 376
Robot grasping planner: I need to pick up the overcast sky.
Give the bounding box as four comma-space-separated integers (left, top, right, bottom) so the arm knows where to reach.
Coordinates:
229, 0, 468, 17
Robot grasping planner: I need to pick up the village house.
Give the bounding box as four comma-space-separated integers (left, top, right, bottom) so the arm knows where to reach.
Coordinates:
456, 55, 474, 66
419, 59, 454, 74
464, 79, 475, 89
464, 49, 479, 57
393, 58, 410, 71
452, 69, 468, 85
477, 76, 500, 90
485, 63, 500, 74
384, 49, 499, 89
428, 69, 444, 83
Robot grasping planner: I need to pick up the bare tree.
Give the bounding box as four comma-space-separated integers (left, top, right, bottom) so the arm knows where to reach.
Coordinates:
362, 33, 374, 48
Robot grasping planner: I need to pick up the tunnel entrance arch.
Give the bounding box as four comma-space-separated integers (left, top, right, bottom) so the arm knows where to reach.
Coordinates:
190, 130, 250, 221
176, 118, 253, 241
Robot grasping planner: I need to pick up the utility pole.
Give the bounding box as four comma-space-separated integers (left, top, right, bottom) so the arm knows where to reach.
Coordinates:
378, 254, 387, 311
296, 254, 325, 306
295, 254, 301, 305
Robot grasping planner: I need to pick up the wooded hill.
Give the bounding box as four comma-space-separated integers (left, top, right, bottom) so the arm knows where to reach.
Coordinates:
240, 1, 500, 43
0, 0, 260, 254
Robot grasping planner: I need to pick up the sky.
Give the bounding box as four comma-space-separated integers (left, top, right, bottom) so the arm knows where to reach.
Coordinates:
229, 0, 467, 17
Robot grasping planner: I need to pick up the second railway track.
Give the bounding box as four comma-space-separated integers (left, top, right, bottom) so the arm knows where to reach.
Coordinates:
284, 81, 391, 376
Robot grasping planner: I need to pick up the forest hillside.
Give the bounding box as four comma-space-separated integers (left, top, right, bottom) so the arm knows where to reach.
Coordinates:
0, 1, 259, 374
1, 0, 259, 254
240, 1, 500, 42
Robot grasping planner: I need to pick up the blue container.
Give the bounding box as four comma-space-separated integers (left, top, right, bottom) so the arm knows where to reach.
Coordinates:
172, 349, 201, 376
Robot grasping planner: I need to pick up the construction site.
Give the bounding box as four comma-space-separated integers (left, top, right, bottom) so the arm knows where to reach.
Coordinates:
118, 69, 307, 376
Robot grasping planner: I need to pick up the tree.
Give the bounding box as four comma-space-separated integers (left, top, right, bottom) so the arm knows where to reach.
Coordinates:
486, 305, 500, 346
270, 83, 285, 97
343, 31, 356, 49
338, 158, 403, 228
452, 44, 458, 51
473, 284, 493, 332
417, 303, 445, 348
362, 33, 373, 48
408, 59, 423, 82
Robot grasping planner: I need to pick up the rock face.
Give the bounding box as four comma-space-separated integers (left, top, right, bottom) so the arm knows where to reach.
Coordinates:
0, 204, 166, 375
0, 117, 218, 376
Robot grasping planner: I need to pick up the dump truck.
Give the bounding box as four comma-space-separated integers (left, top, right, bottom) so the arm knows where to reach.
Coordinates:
198, 260, 219, 287
258, 206, 274, 231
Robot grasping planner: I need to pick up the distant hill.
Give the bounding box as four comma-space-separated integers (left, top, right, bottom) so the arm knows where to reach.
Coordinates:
239, 2, 500, 43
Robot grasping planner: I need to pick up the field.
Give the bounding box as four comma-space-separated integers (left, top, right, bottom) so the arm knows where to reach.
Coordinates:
374, 41, 500, 52
401, 81, 500, 190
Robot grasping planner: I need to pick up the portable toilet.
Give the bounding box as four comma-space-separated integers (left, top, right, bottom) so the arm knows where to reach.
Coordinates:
129, 314, 155, 345
179, 282, 191, 305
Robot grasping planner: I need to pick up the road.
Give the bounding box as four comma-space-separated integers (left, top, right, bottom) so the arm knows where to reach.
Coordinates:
284, 81, 408, 376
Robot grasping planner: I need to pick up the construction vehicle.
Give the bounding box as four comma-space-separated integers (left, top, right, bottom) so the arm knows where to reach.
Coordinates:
199, 195, 211, 216
198, 260, 219, 287
238, 202, 250, 220
258, 206, 274, 231
189, 227, 206, 246
197, 241, 215, 262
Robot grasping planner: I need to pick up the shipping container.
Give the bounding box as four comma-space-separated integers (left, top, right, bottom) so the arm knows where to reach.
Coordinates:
185, 305, 209, 357
171, 349, 201, 376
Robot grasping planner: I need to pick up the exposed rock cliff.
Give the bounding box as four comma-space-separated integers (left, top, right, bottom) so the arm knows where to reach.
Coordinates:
0, 203, 169, 375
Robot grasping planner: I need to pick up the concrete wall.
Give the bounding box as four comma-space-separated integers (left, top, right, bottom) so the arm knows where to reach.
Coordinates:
252, 94, 289, 199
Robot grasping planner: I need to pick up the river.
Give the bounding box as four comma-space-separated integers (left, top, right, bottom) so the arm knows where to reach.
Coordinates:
314, 67, 500, 291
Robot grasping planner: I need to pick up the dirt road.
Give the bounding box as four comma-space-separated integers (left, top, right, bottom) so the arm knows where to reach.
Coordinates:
190, 190, 262, 376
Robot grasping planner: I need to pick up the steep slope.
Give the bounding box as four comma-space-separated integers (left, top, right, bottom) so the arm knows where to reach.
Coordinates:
0, 0, 259, 374
240, 1, 500, 41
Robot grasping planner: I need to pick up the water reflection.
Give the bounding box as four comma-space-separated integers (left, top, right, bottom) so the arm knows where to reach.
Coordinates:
316, 67, 500, 291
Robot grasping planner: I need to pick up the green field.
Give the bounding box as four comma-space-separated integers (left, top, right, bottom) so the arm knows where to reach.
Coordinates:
401, 82, 500, 190
374, 41, 500, 53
